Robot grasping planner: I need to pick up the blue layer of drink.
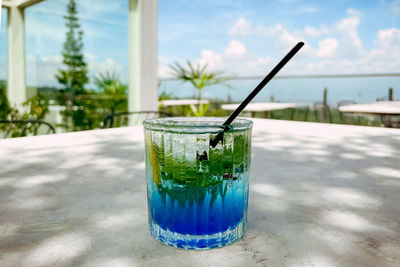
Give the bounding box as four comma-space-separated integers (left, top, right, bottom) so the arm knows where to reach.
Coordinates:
147, 175, 249, 249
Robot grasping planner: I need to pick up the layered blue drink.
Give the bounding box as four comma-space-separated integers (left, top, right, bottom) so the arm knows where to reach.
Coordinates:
144, 118, 252, 250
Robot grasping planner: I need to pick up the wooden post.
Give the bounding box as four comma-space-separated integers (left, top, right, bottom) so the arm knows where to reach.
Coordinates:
323, 88, 328, 105
227, 92, 232, 104
323, 88, 328, 122
388, 88, 393, 101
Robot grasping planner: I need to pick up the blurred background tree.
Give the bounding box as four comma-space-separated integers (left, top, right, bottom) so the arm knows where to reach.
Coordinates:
55, 0, 89, 131
93, 71, 128, 115
56, 0, 88, 95
170, 61, 231, 116
94, 71, 127, 96
0, 81, 11, 120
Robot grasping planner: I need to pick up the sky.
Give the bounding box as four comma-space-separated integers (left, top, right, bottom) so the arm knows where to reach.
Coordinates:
0, 8, 7, 80
158, 0, 400, 78
0, 0, 399, 87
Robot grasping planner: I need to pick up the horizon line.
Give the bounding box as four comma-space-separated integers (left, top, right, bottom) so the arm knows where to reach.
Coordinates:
159, 73, 400, 81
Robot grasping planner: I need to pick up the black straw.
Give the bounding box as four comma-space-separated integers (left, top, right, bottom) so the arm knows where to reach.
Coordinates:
210, 42, 304, 147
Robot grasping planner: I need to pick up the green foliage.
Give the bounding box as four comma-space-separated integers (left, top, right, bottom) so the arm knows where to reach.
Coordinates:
55, 0, 90, 131
0, 93, 51, 138
57, 72, 128, 131
93, 71, 128, 114
170, 60, 230, 108
55, 0, 88, 95
206, 108, 228, 117
0, 82, 11, 120
158, 90, 174, 101
147, 130, 249, 205
170, 61, 230, 94
94, 71, 127, 96
23, 94, 49, 120
169, 60, 231, 116
187, 103, 210, 116
0, 81, 49, 122
53, 2, 129, 131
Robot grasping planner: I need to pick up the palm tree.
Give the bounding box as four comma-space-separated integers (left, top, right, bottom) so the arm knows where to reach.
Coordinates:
93, 71, 127, 96
170, 60, 231, 116
170, 61, 231, 101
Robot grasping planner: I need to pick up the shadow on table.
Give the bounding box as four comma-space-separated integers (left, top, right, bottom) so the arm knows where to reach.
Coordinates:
241, 127, 400, 265
0, 126, 399, 266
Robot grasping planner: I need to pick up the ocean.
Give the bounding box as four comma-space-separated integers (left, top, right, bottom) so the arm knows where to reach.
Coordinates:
159, 75, 400, 106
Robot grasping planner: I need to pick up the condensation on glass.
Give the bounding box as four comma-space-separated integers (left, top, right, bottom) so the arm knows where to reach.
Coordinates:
144, 117, 253, 250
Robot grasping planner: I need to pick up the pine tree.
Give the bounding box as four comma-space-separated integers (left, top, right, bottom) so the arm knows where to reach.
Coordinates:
56, 0, 89, 131
56, 0, 88, 96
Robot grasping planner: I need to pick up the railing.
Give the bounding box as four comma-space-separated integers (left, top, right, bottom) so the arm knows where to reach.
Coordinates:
159, 73, 400, 106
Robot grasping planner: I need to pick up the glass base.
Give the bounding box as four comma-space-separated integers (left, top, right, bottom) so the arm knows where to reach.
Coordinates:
149, 218, 246, 250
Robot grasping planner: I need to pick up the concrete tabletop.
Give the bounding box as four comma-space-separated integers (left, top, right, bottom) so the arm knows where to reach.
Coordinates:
339, 101, 400, 115
1, 119, 400, 267
221, 102, 297, 112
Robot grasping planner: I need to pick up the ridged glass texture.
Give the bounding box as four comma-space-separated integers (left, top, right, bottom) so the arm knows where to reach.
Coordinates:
143, 117, 252, 250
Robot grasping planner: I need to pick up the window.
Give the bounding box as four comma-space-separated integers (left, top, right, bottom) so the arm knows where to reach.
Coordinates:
24, 0, 129, 131
25, 0, 129, 96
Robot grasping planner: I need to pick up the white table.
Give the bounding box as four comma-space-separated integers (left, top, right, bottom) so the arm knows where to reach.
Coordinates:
338, 101, 400, 115
1, 119, 400, 266
159, 99, 209, 107
221, 102, 297, 118
339, 101, 400, 127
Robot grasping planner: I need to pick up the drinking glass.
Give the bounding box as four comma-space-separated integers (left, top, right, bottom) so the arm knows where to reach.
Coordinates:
143, 117, 252, 249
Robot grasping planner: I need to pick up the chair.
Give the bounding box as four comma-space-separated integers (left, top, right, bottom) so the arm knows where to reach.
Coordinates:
313, 102, 331, 123
337, 100, 357, 124
102, 111, 173, 128
0, 120, 56, 139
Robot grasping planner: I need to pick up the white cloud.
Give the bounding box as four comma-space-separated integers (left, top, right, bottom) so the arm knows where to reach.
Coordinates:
304, 27, 400, 74
26, 55, 63, 87
316, 38, 339, 58
224, 40, 247, 56
335, 15, 363, 55
89, 58, 123, 74
162, 9, 400, 77
246, 56, 272, 68
346, 8, 362, 17
228, 17, 252, 36
87, 57, 125, 82
304, 25, 329, 37
255, 24, 285, 37
26, 54, 126, 87
158, 56, 173, 78
375, 28, 400, 48
198, 50, 222, 70
357, 28, 400, 72
278, 29, 301, 49
163, 39, 274, 77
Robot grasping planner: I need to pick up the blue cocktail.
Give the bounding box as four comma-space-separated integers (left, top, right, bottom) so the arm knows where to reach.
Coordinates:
144, 117, 252, 249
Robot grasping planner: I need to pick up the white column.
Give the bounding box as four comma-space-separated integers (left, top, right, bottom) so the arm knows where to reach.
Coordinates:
7, 5, 26, 108
128, 0, 158, 112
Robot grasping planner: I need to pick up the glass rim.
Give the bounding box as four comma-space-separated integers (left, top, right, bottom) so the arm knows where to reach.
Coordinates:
143, 117, 253, 133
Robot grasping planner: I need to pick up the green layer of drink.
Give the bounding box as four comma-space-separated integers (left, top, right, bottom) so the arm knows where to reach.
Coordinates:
146, 129, 250, 194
